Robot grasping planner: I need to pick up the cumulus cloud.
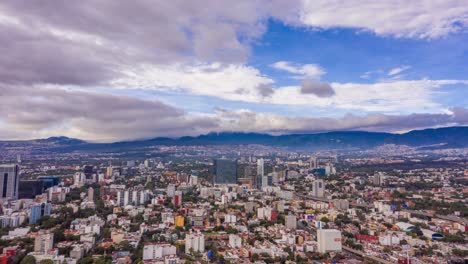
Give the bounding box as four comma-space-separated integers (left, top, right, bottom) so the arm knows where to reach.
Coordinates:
299, 0, 468, 39
112, 63, 274, 102
300, 79, 335, 97
270, 61, 326, 79
0, 0, 297, 87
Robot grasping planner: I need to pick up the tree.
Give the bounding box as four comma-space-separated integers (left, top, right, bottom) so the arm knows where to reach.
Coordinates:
77, 256, 93, 264
39, 260, 54, 264
251, 253, 259, 261
225, 226, 238, 234
20, 256, 36, 264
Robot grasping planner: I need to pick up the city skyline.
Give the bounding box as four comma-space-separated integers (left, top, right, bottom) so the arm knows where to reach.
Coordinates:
0, 1, 467, 142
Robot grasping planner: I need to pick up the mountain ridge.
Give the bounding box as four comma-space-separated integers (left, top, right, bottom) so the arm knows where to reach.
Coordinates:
1, 126, 467, 152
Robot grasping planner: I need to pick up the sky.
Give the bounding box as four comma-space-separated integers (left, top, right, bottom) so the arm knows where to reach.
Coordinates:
0, 0, 467, 142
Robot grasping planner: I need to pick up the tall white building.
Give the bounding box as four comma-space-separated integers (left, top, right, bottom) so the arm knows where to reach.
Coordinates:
285, 214, 297, 230
373, 173, 385, 186
256, 158, 264, 177
117, 189, 148, 206
312, 179, 325, 197
167, 184, 176, 198
143, 243, 176, 260
185, 232, 205, 254
0, 164, 20, 200
317, 229, 342, 253
87, 187, 94, 201
34, 230, 54, 253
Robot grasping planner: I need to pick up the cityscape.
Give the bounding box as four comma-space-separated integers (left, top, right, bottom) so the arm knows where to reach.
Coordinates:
0, 1, 467, 264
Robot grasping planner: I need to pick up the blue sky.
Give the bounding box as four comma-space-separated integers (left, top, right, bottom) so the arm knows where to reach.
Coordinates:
110, 19, 467, 117
0, 1, 467, 141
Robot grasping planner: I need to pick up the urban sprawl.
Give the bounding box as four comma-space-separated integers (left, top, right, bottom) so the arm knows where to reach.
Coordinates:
0, 145, 467, 264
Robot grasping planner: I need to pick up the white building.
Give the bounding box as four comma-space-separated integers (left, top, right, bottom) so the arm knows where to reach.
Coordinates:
167, 184, 176, 198
257, 158, 264, 177
229, 234, 242, 248
143, 243, 177, 260
225, 214, 237, 224
285, 214, 297, 230
34, 230, 54, 253
311, 179, 325, 197
185, 232, 205, 254
317, 229, 342, 253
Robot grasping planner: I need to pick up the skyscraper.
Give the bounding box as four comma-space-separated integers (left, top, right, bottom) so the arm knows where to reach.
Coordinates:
19, 180, 45, 199
213, 159, 237, 185
0, 164, 20, 200
256, 158, 264, 177
30, 203, 52, 224
312, 179, 325, 197
87, 187, 94, 201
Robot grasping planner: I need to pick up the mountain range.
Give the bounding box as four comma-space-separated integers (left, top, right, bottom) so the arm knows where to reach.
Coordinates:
1, 126, 467, 153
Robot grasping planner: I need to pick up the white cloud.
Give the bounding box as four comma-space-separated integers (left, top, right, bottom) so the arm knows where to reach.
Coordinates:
270, 61, 326, 79
388, 65, 411, 76
299, 0, 468, 39
111, 62, 467, 113
1, 84, 466, 141
212, 108, 467, 134
111, 63, 274, 103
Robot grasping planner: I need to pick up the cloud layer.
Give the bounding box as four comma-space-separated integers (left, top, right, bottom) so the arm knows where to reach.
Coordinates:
0, 1, 467, 141
0, 85, 466, 142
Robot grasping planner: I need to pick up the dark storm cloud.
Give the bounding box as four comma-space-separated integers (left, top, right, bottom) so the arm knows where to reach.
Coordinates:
0, 85, 218, 141
300, 79, 335, 97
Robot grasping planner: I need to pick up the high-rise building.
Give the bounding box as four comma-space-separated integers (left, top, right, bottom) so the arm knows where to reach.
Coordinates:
213, 159, 237, 185
317, 229, 342, 253
261, 175, 273, 188
373, 173, 385, 186
309, 157, 317, 169
34, 230, 54, 253
312, 179, 325, 197
285, 214, 297, 230
37, 176, 60, 189
143, 243, 176, 260
87, 187, 94, 201
0, 164, 20, 201
30, 203, 52, 224
117, 189, 148, 206
185, 232, 205, 254
257, 158, 264, 177
19, 180, 45, 199
82, 165, 94, 179
173, 191, 182, 207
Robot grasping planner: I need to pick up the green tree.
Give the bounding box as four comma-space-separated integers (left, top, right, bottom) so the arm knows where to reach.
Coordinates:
39, 260, 54, 264
20, 256, 37, 264
77, 256, 93, 264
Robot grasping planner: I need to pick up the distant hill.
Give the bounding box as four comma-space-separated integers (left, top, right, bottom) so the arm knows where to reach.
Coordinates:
1, 126, 467, 153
